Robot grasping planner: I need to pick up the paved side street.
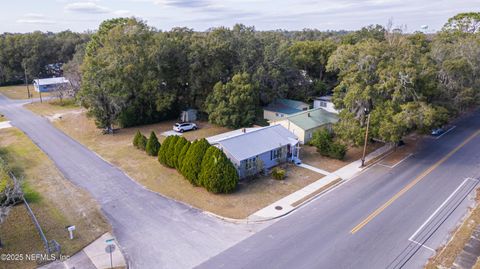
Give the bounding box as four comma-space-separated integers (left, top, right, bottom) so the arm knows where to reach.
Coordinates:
0, 96, 263, 269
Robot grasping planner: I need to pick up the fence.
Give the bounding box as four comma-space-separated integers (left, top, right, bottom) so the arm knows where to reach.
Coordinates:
8, 171, 61, 255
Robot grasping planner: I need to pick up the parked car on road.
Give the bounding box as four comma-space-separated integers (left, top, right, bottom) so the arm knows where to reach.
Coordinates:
173, 122, 197, 133
431, 128, 445, 136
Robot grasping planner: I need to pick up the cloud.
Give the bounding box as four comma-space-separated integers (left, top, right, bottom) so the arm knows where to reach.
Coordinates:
154, 0, 211, 8
17, 13, 55, 24
113, 10, 132, 16
65, 2, 110, 13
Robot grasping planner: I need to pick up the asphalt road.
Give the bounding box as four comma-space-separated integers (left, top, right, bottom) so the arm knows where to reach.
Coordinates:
0, 96, 260, 269
198, 111, 480, 269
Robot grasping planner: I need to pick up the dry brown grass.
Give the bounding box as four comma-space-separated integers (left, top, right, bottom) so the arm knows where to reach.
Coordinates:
0, 128, 110, 269
425, 191, 480, 269
300, 142, 383, 172
25, 102, 325, 218
24, 99, 80, 118
0, 85, 51, 100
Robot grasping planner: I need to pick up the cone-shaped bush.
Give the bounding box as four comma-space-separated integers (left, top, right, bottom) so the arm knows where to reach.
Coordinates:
199, 146, 238, 193
138, 134, 147, 151
165, 135, 180, 168
133, 130, 142, 148
172, 137, 188, 169
146, 131, 160, 156
177, 141, 191, 171
158, 135, 172, 165
181, 138, 210, 186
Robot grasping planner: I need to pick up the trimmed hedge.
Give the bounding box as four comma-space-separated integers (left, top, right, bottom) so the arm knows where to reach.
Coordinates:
180, 138, 210, 186
133, 131, 148, 151
177, 141, 191, 170
146, 131, 161, 156
165, 135, 180, 168
199, 146, 238, 193
158, 135, 172, 165
172, 137, 188, 169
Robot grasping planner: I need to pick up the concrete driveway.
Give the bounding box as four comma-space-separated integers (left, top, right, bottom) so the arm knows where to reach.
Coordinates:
0, 95, 261, 269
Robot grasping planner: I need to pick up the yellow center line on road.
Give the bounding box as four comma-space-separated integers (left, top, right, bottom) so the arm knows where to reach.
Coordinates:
350, 129, 480, 234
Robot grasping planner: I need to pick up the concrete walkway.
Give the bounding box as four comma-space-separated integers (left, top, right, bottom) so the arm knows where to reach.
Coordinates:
40, 233, 126, 269
248, 143, 394, 221
0, 120, 12, 129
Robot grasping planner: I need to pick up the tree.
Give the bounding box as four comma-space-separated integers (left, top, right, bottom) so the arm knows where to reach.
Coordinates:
0, 159, 23, 248
177, 141, 191, 170
133, 130, 142, 148
138, 133, 147, 151
205, 73, 257, 128
198, 146, 238, 193
145, 131, 160, 156
443, 12, 480, 34
165, 135, 180, 168
158, 136, 172, 165
180, 139, 210, 186
310, 128, 347, 160
172, 137, 188, 169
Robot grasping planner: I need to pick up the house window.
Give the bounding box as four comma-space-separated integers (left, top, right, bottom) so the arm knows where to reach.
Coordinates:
270, 148, 282, 160
319, 101, 327, 108
245, 157, 257, 170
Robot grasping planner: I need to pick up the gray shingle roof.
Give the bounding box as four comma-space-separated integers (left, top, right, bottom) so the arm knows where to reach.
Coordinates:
210, 125, 298, 161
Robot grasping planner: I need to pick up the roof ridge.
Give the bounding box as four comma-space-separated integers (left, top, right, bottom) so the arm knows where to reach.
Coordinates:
215, 125, 280, 143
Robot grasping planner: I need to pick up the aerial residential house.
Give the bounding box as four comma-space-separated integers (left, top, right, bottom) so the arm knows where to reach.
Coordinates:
313, 95, 340, 114
207, 125, 300, 179
33, 77, 69, 92
263, 98, 310, 121
270, 108, 339, 144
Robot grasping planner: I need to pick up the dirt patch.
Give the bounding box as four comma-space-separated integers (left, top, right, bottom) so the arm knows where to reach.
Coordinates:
0, 128, 110, 269
379, 134, 421, 167
301, 142, 383, 173
25, 99, 81, 118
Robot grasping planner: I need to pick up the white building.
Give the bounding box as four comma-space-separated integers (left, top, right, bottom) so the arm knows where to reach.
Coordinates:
313, 96, 340, 114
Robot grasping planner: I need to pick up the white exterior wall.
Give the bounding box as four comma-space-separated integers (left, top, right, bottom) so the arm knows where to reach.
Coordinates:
313, 99, 339, 114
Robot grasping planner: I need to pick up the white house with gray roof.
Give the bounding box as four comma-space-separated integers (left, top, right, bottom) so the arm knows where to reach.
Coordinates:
207, 125, 300, 179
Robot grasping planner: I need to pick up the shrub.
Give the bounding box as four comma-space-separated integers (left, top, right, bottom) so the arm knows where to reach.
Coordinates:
172, 137, 188, 169
133, 130, 142, 148
328, 143, 347, 160
145, 131, 160, 156
165, 135, 180, 168
138, 134, 147, 151
158, 135, 172, 165
181, 138, 210, 186
310, 128, 347, 160
177, 141, 191, 170
271, 167, 286, 180
199, 147, 238, 193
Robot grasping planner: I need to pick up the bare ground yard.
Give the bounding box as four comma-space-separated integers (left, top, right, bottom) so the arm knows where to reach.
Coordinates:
0, 85, 51, 100
25, 102, 323, 218
0, 128, 110, 269
300, 142, 384, 173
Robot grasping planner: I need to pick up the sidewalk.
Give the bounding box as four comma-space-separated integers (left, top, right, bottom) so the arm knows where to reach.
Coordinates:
40, 233, 127, 269
247, 143, 394, 221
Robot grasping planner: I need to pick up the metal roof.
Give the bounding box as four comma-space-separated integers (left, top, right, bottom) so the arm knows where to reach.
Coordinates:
283, 108, 339, 131
210, 125, 298, 161
34, 77, 69, 86
263, 98, 309, 114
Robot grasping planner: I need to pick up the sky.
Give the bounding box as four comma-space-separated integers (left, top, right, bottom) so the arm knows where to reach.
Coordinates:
1, 0, 479, 33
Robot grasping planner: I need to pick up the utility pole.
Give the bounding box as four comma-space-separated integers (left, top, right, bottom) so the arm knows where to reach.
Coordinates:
24, 67, 31, 99
361, 111, 371, 167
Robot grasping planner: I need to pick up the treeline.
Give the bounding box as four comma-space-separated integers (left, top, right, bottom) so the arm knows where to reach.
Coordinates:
1, 13, 479, 145
0, 31, 89, 85
78, 18, 350, 129
78, 14, 479, 145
